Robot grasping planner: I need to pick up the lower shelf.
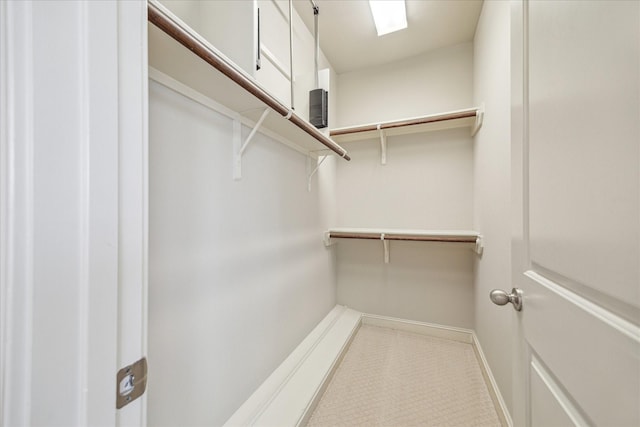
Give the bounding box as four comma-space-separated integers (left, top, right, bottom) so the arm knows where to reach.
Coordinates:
324, 228, 484, 263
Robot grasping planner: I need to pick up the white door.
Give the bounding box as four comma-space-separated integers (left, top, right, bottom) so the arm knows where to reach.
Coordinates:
510, 1, 639, 426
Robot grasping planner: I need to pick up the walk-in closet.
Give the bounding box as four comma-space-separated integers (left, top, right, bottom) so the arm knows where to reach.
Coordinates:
144, 0, 639, 425
1, 0, 637, 426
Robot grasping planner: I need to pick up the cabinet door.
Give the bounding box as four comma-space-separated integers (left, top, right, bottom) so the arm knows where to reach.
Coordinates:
256, 0, 294, 106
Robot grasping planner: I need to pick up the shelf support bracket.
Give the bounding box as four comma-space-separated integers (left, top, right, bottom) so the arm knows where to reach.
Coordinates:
307, 154, 328, 192
234, 108, 270, 180
471, 104, 484, 136
381, 233, 390, 263
378, 124, 387, 165
232, 118, 242, 180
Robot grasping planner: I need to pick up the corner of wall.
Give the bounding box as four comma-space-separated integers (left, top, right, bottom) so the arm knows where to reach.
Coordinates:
472, 0, 514, 415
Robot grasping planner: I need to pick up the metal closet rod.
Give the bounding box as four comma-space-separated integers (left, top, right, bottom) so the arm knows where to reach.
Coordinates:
147, 1, 350, 161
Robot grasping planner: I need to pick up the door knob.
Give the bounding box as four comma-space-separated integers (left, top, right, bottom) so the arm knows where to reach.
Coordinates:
490, 288, 523, 311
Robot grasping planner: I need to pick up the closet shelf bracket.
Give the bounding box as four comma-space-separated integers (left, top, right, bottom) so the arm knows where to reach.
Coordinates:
471, 104, 484, 136
378, 124, 387, 165
307, 155, 328, 192
234, 108, 270, 180
381, 234, 390, 263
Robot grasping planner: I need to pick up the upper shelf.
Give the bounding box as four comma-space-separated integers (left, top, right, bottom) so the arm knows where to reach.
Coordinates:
147, 0, 350, 161
329, 107, 484, 144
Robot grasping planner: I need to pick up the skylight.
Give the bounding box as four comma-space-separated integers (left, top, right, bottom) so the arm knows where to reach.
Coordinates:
368, 0, 408, 36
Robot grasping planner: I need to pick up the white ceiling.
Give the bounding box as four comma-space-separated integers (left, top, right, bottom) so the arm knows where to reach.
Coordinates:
293, 0, 483, 74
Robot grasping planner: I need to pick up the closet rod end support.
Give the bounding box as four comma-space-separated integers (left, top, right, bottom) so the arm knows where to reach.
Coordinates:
323, 231, 336, 247
471, 104, 484, 136
475, 235, 484, 255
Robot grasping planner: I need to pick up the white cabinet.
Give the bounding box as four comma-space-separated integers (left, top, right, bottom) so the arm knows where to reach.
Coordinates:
148, 1, 349, 167
255, 0, 326, 121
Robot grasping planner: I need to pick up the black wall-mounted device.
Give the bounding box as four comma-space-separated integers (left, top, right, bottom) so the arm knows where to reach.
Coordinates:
309, 88, 328, 129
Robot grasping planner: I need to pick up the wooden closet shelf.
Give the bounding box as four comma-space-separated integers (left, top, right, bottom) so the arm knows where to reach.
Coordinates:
325, 228, 481, 243
324, 228, 483, 262
329, 107, 484, 144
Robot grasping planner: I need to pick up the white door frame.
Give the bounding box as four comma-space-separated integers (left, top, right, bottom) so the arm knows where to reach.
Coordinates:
0, 1, 148, 425
510, 0, 527, 422
115, 1, 150, 425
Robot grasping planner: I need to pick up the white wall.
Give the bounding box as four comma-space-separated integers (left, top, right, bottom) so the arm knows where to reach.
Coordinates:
333, 44, 476, 328
335, 129, 473, 229
147, 2, 342, 424
336, 43, 474, 127
472, 0, 513, 414
147, 79, 336, 427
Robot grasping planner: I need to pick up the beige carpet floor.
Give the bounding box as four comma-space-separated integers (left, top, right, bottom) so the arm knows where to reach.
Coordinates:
306, 324, 502, 427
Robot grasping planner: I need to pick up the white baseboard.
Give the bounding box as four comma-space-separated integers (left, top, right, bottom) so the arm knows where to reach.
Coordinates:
361, 313, 474, 344
471, 333, 514, 427
224, 307, 512, 427
223, 305, 361, 427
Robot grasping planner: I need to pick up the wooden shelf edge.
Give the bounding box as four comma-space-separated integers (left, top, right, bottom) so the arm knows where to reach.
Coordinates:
324, 228, 483, 255
329, 107, 483, 143
327, 227, 479, 238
